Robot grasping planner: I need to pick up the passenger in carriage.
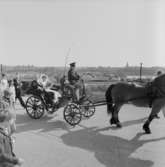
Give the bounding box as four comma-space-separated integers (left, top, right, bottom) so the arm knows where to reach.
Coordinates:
37, 74, 61, 104
68, 62, 81, 102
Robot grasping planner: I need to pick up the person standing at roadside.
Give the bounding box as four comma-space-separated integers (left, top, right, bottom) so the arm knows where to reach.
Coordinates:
8, 80, 16, 109
13, 74, 26, 109
0, 73, 8, 94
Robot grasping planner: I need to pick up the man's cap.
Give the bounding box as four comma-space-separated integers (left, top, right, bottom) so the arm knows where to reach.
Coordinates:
70, 62, 76, 67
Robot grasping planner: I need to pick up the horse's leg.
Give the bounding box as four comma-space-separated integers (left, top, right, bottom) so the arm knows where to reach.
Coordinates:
143, 98, 165, 134
110, 103, 123, 128
143, 113, 155, 134
114, 103, 123, 128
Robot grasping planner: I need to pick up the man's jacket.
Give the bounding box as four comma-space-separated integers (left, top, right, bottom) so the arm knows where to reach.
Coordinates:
68, 69, 80, 85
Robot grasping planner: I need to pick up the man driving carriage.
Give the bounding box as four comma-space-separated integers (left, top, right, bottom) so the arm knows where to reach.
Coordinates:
68, 62, 82, 103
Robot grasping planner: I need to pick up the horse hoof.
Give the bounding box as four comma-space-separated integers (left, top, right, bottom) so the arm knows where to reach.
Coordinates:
143, 124, 151, 134
155, 115, 160, 119
110, 118, 116, 125
145, 129, 151, 134
116, 122, 122, 128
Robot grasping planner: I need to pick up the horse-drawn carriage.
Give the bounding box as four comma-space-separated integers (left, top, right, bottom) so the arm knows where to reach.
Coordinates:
25, 78, 95, 126
25, 72, 165, 133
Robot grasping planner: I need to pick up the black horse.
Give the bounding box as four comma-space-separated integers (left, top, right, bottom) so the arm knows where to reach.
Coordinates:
105, 74, 165, 134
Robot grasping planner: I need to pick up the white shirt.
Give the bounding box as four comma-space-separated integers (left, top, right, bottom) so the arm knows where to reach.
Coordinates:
8, 86, 16, 102
0, 78, 8, 93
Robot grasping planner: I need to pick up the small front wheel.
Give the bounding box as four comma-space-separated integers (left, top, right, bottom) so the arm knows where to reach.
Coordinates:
80, 99, 95, 118
64, 103, 82, 126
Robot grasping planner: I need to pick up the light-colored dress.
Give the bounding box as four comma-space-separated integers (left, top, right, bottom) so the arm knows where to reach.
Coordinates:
0, 78, 8, 94
8, 86, 16, 103
38, 75, 61, 103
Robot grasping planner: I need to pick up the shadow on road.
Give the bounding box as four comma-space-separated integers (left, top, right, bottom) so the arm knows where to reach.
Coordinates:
88, 117, 148, 132
16, 113, 70, 133
61, 127, 165, 167
121, 117, 147, 127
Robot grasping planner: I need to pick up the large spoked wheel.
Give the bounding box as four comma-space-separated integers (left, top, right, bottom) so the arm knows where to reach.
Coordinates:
64, 103, 82, 126
80, 99, 95, 118
26, 96, 45, 119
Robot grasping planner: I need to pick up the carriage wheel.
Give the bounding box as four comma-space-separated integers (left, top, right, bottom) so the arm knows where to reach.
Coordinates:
80, 99, 95, 118
64, 103, 82, 126
26, 96, 45, 119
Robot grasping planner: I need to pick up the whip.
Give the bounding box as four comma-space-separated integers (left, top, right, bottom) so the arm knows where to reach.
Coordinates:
63, 47, 71, 76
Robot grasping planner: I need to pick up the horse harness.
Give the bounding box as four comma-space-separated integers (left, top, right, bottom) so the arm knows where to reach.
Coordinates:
146, 82, 165, 107
109, 82, 165, 108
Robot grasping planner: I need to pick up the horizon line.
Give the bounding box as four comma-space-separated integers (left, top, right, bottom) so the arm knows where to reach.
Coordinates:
1, 64, 165, 68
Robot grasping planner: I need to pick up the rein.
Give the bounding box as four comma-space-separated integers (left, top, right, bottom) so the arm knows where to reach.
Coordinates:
110, 94, 165, 105
111, 82, 165, 105
111, 96, 148, 105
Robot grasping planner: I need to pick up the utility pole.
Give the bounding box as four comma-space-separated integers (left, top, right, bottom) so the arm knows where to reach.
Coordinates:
140, 62, 143, 82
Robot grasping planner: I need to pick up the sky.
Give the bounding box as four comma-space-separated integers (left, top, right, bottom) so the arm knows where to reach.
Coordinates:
0, 0, 164, 67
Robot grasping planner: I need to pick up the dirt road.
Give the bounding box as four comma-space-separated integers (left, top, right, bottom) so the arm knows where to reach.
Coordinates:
14, 103, 165, 167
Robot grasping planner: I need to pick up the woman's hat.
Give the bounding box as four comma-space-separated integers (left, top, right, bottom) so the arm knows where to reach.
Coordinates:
40, 74, 48, 79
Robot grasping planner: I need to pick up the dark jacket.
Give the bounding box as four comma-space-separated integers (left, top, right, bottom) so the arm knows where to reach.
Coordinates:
13, 78, 21, 90
68, 69, 80, 85
13, 78, 22, 96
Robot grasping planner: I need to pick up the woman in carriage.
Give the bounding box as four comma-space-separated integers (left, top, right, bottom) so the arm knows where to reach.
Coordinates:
37, 74, 61, 104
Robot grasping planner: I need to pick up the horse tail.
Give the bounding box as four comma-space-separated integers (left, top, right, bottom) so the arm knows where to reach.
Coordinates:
105, 84, 115, 115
